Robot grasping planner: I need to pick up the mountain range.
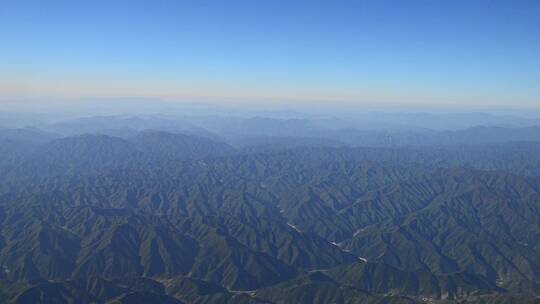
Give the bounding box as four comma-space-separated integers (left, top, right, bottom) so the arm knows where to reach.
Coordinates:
0, 115, 539, 303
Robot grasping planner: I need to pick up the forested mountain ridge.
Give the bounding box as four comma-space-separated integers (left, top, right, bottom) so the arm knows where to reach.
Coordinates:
0, 129, 539, 303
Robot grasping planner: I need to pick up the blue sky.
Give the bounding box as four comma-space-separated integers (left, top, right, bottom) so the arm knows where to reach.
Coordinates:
1, 0, 539, 108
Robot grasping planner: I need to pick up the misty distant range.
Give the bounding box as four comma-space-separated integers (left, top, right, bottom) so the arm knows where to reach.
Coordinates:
3, 111, 540, 148
1, 110, 540, 303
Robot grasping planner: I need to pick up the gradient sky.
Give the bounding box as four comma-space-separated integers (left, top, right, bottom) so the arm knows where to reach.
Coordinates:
1, 0, 539, 108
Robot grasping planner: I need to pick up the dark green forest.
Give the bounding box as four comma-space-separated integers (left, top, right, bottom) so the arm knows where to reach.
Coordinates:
0, 123, 539, 303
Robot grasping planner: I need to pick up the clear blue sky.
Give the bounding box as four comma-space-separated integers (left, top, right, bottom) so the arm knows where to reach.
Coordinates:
1, 0, 539, 108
